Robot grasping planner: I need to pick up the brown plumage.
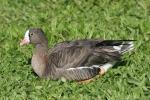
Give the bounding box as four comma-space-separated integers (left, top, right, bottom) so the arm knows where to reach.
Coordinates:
20, 28, 134, 81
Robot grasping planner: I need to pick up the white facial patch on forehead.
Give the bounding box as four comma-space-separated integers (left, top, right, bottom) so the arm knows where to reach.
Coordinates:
24, 30, 30, 42
24, 30, 29, 38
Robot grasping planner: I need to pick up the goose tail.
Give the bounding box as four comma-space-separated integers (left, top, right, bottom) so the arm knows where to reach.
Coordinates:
118, 41, 134, 54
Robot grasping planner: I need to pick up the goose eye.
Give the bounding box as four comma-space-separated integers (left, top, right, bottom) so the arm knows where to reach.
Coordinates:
30, 33, 33, 36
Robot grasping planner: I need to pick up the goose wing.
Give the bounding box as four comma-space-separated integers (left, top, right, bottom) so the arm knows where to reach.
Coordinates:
48, 40, 134, 80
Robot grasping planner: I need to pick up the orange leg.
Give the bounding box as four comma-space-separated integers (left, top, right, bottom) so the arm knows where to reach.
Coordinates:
77, 78, 94, 84
99, 67, 106, 75
77, 67, 106, 84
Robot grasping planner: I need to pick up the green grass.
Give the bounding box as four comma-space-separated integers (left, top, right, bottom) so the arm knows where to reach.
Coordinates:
0, 0, 150, 99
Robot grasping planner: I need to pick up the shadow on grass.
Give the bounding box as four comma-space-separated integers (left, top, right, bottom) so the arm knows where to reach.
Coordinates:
113, 60, 128, 69
27, 58, 31, 65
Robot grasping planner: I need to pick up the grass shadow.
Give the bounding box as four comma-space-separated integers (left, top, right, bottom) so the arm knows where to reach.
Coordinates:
113, 60, 128, 69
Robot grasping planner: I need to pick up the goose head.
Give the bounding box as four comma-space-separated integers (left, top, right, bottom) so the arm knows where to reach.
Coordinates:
20, 28, 48, 46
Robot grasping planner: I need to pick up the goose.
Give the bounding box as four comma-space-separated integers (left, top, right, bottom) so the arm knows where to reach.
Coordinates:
20, 28, 134, 82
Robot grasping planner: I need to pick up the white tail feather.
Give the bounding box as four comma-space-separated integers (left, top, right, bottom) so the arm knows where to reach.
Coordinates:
121, 41, 134, 54
113, 41, 134, 54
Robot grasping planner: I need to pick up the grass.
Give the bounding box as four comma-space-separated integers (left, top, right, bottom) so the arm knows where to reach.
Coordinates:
0, 0, 150, 99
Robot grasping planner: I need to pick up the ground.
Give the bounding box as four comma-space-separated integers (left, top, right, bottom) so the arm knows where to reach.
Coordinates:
0, 0, 150, 99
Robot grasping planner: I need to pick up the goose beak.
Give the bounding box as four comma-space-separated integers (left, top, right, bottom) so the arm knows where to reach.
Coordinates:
20, 30, 30, 46
20, 38, 30, 46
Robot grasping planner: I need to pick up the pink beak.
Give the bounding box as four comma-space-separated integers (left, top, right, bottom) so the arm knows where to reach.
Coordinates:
20, 38, 30, 46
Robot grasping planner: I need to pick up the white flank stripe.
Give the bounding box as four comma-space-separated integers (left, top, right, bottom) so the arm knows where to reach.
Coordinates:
66, 65, 100, 71
66, 62, 116, 72
66, 67, 93, 71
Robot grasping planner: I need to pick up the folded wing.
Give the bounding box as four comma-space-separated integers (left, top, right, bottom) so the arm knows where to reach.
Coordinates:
48, 40, 134, 80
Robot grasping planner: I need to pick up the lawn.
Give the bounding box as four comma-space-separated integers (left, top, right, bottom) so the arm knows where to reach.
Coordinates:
0, 0, 150, 99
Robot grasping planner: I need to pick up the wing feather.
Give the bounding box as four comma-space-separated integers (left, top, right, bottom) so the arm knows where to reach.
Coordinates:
47, 39, 134, 80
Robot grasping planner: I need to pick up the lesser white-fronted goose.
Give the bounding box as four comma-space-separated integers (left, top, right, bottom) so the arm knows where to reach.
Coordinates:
20, 28, 134, 81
